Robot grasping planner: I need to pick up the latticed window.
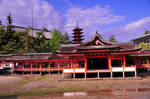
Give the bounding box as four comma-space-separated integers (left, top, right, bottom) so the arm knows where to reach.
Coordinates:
78, 61, 84, 68
111, 60, 122, 67
24, 63, 30, 68
141, 59, 147, 64
32, 63, 36, 68
50, 62, 55, 67
42, 62, 49, 68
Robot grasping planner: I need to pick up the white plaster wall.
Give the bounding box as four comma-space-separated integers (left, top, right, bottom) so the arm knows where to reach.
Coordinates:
124, 67, 135, 71
63, 69, 74, 73
75, 69, 85, 73
112, 67, 123, 72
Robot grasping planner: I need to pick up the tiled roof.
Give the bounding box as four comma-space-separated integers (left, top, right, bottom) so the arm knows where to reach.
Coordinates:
58, 33, 139, 54
0, 53, 52, 61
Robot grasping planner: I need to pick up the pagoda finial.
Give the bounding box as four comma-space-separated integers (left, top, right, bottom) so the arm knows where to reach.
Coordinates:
96, 30, 99, 34
76, 22, 78, 28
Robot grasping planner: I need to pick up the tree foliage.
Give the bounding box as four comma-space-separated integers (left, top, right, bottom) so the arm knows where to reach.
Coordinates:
139, 42, 150, 49
49, 29, 71, 52
0, 15, 71, 54
109, 35, 118, 42
144, 31, 150, 35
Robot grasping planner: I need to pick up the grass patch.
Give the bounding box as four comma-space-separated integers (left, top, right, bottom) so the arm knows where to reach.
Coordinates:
0, 88, 85, 97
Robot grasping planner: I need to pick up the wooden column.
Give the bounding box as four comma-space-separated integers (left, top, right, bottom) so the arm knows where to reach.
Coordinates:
31, 63, 33, 74
22, 62, 24, 72
147, 58, 149, 68
22, 62, 25, 74
97, 72, 99, 78
58, 62, 60, 70
49, 62, 51, 70
49, 62, 51, 74
135, 69, 137, 78
67, 62, 70, 68
123, 56, 126, 78
71, 57, 73, 69
73, 72, 75, 79
84, 55, 87, 79
84, 73, 87, 79
40, 62, 42, 74
14, 62, 16, 71
108, 55, 112, 78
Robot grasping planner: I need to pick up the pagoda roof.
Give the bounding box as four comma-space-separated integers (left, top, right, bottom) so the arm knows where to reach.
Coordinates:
72, 32, 84, 34
72, 27, 83, 31
72, 35, 84, 37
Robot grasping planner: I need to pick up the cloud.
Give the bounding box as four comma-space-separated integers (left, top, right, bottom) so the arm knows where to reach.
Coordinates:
64, 5, 125, 40
103, 17, 150, 42
0, 0, 61, 30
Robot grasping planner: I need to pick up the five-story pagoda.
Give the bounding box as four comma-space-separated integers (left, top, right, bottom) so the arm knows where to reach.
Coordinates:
72, 26, 84, 44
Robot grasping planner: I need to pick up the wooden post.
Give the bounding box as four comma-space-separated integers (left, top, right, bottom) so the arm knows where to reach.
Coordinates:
135, 71, 137, 78
111, 72, 113, 78
123, 56, 126, 78
62, 73, 64, 79
73, 73, 75, 79
97, 72, 99, 78
123, 72, 125, 78
22, 62, 24, 71
13, 62, 15, 69
49, 62, 50, 70
71, 57, 73, 69
135, 65, 137, 78
84, 55, 87, 79
31, 63, 32, 71
40, 62, 42, 74
31, 63, 33, 74
147, 58, 149, 68
85, 72, 87, 79
108, 55, 112, 78
67, 62, 70, 68
58, 62, 60, 70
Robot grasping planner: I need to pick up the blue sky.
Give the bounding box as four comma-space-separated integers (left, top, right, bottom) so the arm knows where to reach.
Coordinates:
0, 0, 150, 42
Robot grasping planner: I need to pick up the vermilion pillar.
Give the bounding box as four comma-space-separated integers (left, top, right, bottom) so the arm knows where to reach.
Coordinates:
123, 56, 126, 78
84, 55, 87, 79
49, 62, 50, 70
108, 55, 112, 78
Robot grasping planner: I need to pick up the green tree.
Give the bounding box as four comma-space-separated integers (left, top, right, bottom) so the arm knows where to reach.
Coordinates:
49, 29, 63, 52
61, 32, 71, 44
0, 14, 16, 54
139, 42, 150, 49
34, 27, 50, 52
109, 35, 118, 42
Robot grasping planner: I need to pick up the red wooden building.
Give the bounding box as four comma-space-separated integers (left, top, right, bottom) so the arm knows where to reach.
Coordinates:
57, 32, 142, 78
0, 27, 150, 78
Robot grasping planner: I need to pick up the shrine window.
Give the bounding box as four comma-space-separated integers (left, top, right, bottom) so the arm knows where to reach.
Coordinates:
24, 63, 31, 68
126, 59, 136, 66
17, 63, 23, 68
42, 62, 49, 68
32, 63, 36, 68
111, 59, 122, 67
78, 61, 85, 68
61, 62, 68, 67
50, 62, 55, 67
141, 59, 147, 64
